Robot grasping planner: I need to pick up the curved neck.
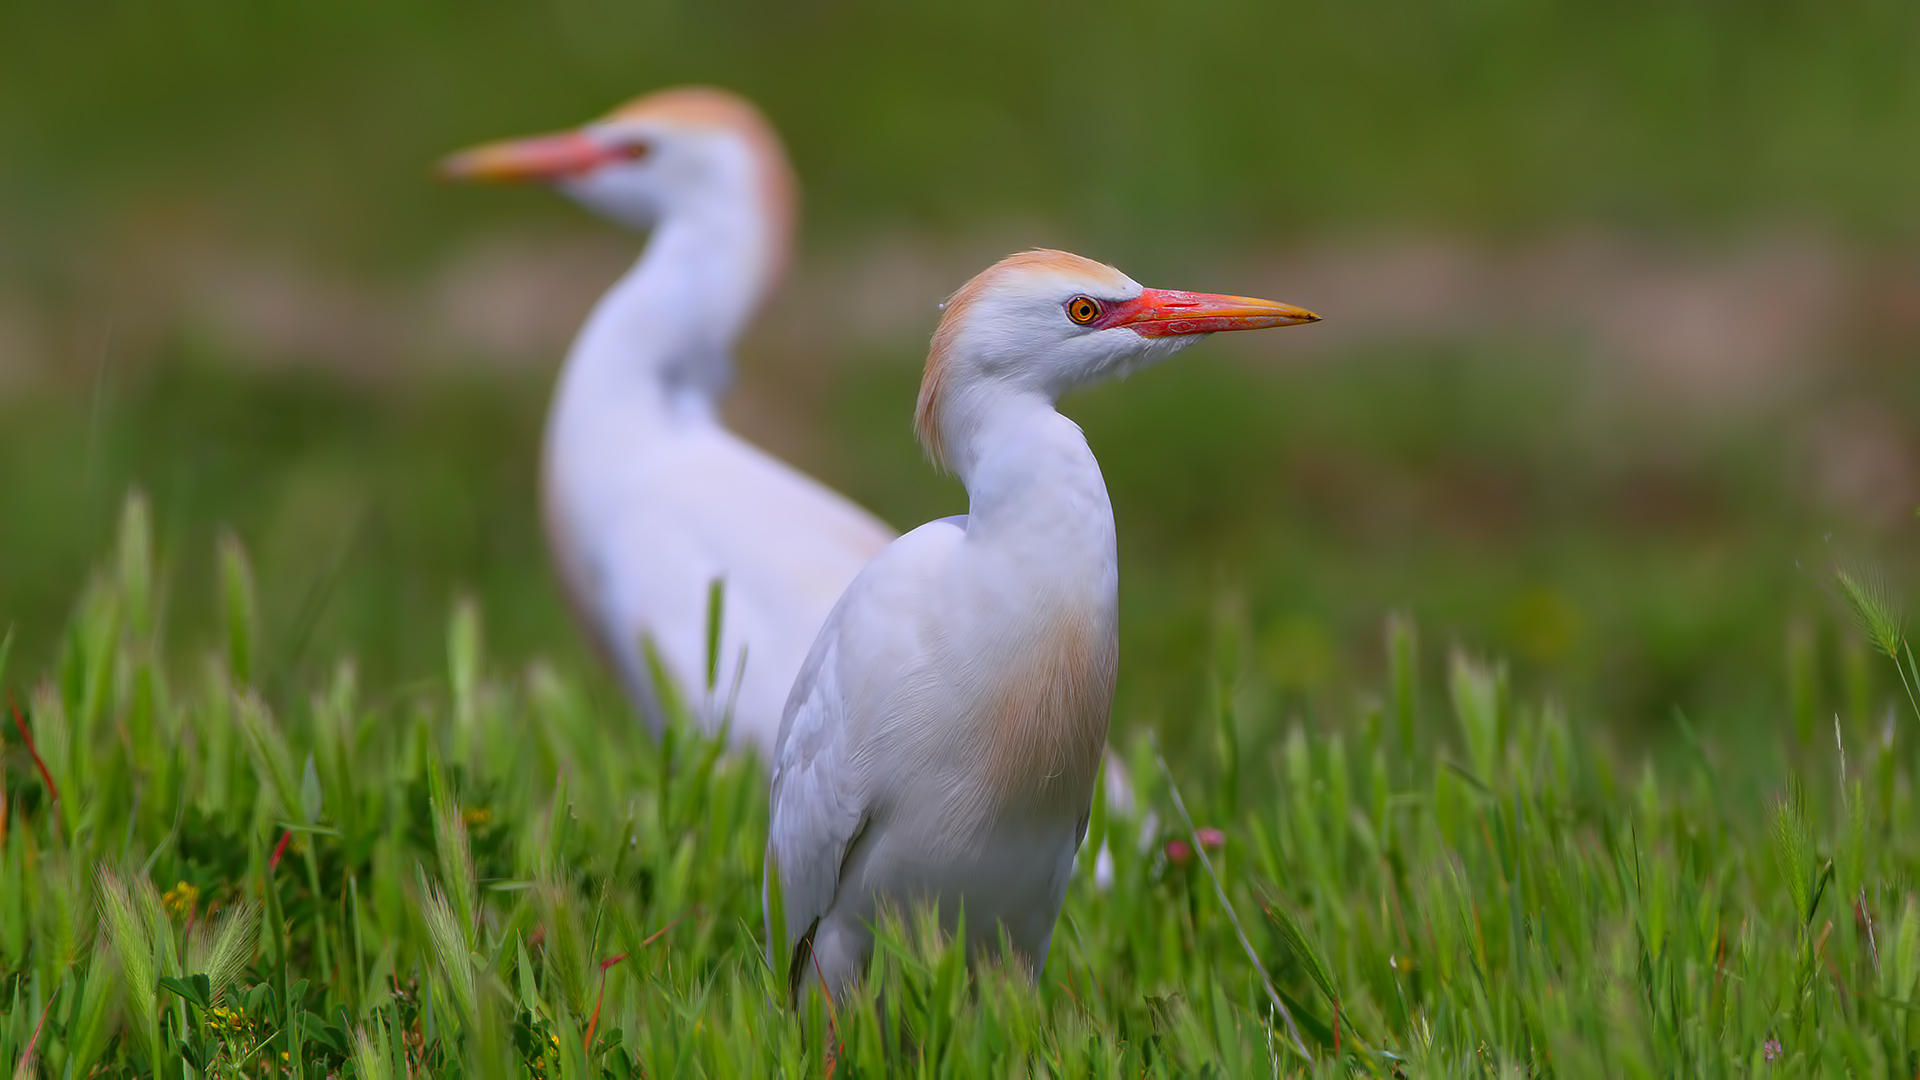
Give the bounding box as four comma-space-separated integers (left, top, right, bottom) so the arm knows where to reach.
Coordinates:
554, 186, 782, 428
956, 390, 1114, 554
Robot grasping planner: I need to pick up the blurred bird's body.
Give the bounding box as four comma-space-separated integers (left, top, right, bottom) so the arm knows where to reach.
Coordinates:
441, 89, 893, 758
767, 250, 1318, 1002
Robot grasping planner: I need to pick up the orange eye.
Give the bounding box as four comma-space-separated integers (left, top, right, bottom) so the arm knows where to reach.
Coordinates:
1065, 296, 1102, 325
615, 140, 651, 161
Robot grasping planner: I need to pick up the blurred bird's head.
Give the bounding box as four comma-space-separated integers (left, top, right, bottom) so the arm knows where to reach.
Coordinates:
438, 85, 795, 259
915, 250, 1319, 467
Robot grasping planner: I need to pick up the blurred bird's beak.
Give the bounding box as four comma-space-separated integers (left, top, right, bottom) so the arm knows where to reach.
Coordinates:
1112, 289, 1321, 337
437, 131, 618, 183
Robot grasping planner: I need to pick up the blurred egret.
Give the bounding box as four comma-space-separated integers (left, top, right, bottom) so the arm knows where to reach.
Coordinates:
439, 88, 893, 758
766, 250, 1319, 1001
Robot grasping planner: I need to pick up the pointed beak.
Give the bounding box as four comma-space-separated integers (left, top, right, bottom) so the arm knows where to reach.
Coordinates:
1110, 288, 1321, 337
436, 130, 620, 184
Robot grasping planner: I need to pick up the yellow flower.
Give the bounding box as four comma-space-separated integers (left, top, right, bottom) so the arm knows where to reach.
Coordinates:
463, 807, 493, 828
162, 881, 200, 915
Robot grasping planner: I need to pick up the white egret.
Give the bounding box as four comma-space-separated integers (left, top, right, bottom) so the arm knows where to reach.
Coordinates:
440, 88, 893, 758
766, 249, 1319, 1001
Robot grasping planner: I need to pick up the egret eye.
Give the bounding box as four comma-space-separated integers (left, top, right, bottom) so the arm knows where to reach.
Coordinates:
614, 140, 651, 161
1065, 296, 1102, 326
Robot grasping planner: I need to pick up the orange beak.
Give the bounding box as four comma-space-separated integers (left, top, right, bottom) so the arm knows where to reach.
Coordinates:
437, 131, 633, 183
1109, 288, 1320, 337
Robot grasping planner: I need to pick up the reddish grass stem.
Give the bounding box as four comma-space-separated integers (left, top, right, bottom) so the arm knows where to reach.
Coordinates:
18, 984, 60, 1076
10, 697, 58, 807
268, 830, 293, 872
583, 953, 628, 1055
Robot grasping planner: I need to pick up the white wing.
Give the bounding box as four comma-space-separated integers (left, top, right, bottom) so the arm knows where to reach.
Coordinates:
761, 517, 968, 994
763, 626, 865, 988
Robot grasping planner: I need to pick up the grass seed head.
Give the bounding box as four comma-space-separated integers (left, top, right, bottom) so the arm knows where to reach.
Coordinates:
1832, 564, 1904, 660
1770, 783, 1816, 927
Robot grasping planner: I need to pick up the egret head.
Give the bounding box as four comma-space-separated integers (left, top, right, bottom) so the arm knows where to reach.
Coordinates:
438, 85, 795, 244
915, 250, 1319, 465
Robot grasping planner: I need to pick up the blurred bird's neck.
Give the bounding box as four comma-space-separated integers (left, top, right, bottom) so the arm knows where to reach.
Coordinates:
555, 196, 782, 429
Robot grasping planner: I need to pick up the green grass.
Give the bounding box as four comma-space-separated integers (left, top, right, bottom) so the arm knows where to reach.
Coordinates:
3, 492, 1916, 1077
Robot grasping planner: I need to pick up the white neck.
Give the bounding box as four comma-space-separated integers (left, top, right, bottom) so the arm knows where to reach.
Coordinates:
552, 184, 780, 431
955, 389, 1115, 568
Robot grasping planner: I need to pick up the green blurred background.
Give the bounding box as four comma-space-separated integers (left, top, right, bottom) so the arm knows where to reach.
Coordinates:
2, 0, 1917, 755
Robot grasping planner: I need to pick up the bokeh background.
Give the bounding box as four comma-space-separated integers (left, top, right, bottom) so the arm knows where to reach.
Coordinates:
3, 0, 1918, 757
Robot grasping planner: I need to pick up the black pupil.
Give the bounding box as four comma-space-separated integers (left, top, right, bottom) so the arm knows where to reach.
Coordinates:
1073, 299, 1096, 321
